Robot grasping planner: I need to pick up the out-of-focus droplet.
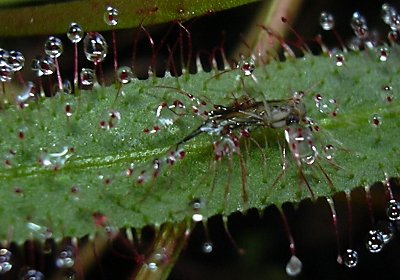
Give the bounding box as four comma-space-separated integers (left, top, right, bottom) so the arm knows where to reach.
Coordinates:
286, 255, 302, 276
320, 11, 335, 30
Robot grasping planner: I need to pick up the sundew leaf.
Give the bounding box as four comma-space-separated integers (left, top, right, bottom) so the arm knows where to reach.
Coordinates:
0, 0, 260, 36
0, 47, 399, 244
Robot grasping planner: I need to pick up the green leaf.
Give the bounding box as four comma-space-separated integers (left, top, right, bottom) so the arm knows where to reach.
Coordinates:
0, 0, 260, 36
1, 46, 399, 244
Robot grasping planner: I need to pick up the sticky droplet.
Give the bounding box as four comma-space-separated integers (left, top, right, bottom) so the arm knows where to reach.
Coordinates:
365, 229, 384, 253
39, 55, 55, 76
0, 64, 13, 82
237, 58, 255, 76
381, 3, 400, 31
386, 199, 400, 221
320, 11, 335, 30
370, 114, 382, 127
7, 50, 25, 71
351, 11, 369, 39
376, 220, 394, 244
21, 269, 44, 280
16, 81, 38, 105
38, 146, 73, 170
80, 68, 95, 86
117, 66, 133, 84
55, 246, 75, 268
377, 47, 389, 62
104, 6, 119, 26
284, 126, 318, 165
190, 198, 204, 222
44, 36, 64, 58
323, 144, 335, 160
286, 255, 302, 276
343, 249, 359, 268
334, 53, 345, 67
202, 242, 213, 253
0, 248, 12, 274
67, 23, 84, 43
83, 32, 108, 63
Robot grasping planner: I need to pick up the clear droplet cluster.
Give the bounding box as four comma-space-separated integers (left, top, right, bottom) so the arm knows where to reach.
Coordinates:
0, 48, 24, 82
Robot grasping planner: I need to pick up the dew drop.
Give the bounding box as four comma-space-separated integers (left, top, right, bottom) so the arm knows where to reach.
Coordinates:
381, 3, 400, 31
7, 50, 25, 71
67, 22, 84, 43
386, 199, 400, 221
324, 144, 335, 160
83, 32, 108, 63
27, 222, 53, 240
320, 11, 335, 30
30, 57, 42, 77
104, 6, 119, 26
382, 85, 394, 102
351, 11, 369, 39
65, 104, 73, 117
0, 64, 13, 82
190, 198, 204, 222
55, 246, 75, 268
146, 248, 168, 272
0, 48, 9, 66
202, 242, 213, 253
343, 249, 359, 268
335, 53, 345, 67
237, 58, 255, 76
80, 68, 95, 86
39, 55, 55, 76
286, 255, 302, 276
21, 269, 44, 280
62, 79, 72, 94
370, 114, 381, 127
284, 126, 318, 165
376, 220, 395, 244
365, 229, 384, 253
39, 146, 73, 170
117, 66, 133, 84
44, 36, 64, 58
377, 47, 389, 62
0, 248, 12, 274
